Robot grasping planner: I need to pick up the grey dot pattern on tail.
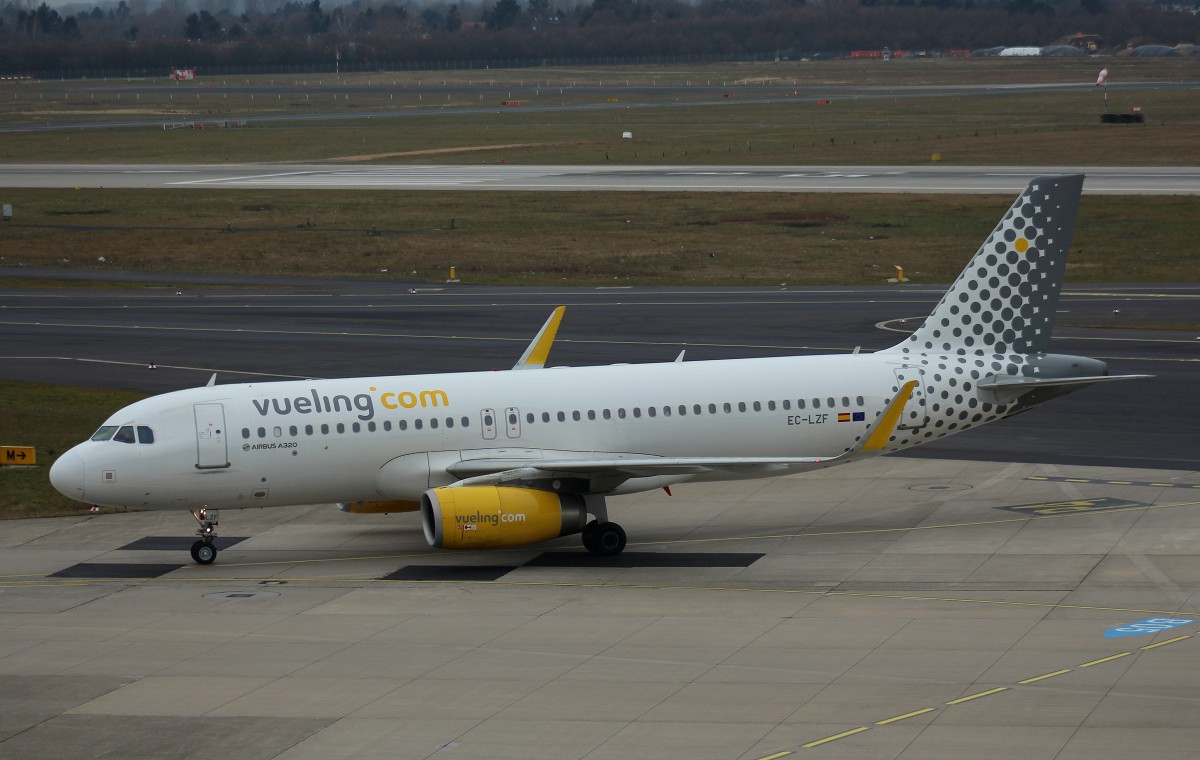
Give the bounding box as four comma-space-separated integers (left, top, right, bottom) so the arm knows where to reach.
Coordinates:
899, 175, 1083, 358
883, 175, 1085, 451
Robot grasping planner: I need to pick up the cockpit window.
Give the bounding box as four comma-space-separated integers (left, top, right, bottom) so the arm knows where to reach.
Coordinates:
113, 426, 136, 444
91, 426, 118, 441
137, 426, 155, 444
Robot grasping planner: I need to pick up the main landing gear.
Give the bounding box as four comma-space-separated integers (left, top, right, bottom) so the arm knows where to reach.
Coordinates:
579, 496, 626, 556
582, 520, 627, 556
190, 508, 219, 565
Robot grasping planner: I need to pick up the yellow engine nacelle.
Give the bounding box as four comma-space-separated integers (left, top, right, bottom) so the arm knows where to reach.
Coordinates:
338, 499, 421, 514
421, 486, 587, 550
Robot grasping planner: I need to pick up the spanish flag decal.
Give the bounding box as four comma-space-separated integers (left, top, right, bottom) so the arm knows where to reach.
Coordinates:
838, 412, 866, 422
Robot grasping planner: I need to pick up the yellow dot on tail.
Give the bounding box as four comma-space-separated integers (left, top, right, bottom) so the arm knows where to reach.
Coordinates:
1015, 238, 1029, 253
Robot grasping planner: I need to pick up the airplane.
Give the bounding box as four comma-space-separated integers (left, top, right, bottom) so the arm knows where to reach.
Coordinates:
49, 175, 1147, 565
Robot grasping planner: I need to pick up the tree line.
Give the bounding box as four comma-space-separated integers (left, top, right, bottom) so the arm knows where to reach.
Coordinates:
0, 0, 1196, 75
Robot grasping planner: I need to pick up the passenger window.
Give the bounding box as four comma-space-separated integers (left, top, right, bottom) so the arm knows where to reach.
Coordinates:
368, 422, 376, 432
633, 408, 642, 418
557, 411, 566, 422
381, 422, 390, 432
603, 409, 612, 420
542, 412, 551, 423
842, 396, 850, 407
241, 428, 250, 440
588, 410, 596, 420
723, 403, 732, 413
753, 401, 761, 412
527, 412, 535, 424
618, 408, 626, 419
137, 426, 155, 444
114, 426, 136, 444
461, 417, 469, 428
398, 420, 407, 431
738, 402, 747, 413
783, 400, 791, 410
692, 404, 701, 415
430, 418, 439, 429
321, 424, 330, 434
484, 413, 494, 426
91, 426, 118, 442
813, 399, 821, 409
572, 411, 581, 421
274, 426, 283, 437
767, 401, 775, 411
708, 403, 717, 414
257, 427, 267, 438
351, 423, 360, 433
663, 406, 672, 417
290, 425, 298, 436
856, 396, 865, 406
827, 397, 835, 407
336, 423, 345, 434
414, 419, 423, 430
306, 424, 315, 435
798, 399, 806, 409
647, 407, 656, 418
446, 417, 454, 429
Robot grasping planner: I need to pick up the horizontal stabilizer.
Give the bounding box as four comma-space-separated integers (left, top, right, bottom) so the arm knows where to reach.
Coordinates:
978, 374, 1151, 391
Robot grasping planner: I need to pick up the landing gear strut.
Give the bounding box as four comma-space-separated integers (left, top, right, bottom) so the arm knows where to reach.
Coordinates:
190, 508, 219, 565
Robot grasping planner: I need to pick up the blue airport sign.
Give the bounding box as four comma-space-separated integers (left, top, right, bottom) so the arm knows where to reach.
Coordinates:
1104, 618, 1195, 639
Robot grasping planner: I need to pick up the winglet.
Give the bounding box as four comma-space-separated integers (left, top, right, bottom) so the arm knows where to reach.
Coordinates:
513, 306, 565, 370
860, 380, 919, 452
206, 373, 217, 387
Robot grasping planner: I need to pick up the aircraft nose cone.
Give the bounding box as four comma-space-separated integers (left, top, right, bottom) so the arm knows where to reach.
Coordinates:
49, 448, 86, 501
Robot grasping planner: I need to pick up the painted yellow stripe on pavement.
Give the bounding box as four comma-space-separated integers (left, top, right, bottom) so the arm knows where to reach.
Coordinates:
802, 726, 871, 749
1078, 652, 1132, 668
876, 707, 936, 725
1018, 669, 1073, 684
945, 687, 1008, 705
1140, 635, 1191, 651
756, 752, 793, 760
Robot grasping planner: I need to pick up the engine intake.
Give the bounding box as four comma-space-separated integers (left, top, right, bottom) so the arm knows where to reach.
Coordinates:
421, 486, 587, 549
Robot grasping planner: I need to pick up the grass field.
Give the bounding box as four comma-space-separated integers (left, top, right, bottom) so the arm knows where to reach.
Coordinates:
1, 58, 1197, 166
2, 188, 1197, 285
0, 380, 147, 518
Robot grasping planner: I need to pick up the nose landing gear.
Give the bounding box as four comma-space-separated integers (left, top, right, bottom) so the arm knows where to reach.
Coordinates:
190, 508, 219, 565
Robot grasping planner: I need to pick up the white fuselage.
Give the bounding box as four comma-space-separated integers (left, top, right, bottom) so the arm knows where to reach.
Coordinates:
55, 349, 996, 512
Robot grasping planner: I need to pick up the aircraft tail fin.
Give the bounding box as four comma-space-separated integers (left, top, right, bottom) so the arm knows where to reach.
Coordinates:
889, 174, 1083, 357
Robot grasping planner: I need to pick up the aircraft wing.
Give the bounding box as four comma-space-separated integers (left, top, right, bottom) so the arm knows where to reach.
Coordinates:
443, 380, 919, 491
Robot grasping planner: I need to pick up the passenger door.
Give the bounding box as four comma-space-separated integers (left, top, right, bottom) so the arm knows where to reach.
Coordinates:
194, 403, 230, 469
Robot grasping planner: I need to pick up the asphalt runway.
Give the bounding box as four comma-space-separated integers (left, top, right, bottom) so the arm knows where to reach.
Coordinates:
4, 164, 1200, 194
4, 78, 1196, 133
1, 274, 1196, 469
